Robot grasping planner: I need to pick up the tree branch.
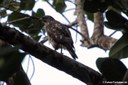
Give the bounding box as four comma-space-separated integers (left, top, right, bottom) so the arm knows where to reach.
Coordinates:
91, 12, 104, 44
90, 12, 117, 50
76, 0, 92, 47
0, 23, 104, 84
98, 35, 117, 50
7, 66, 31, 85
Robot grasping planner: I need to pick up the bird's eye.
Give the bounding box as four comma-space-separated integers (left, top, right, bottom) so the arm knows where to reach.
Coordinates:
42, 18, 47, 22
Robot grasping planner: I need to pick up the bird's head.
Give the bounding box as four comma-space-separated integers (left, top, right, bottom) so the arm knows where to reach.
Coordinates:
42, 15, 55, 23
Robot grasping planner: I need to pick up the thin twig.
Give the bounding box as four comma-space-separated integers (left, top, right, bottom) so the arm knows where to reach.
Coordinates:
29, 55, 35, 80
70, 27, 85, 38
65, 25, 85, 39
68, 19, 78, 27
7, 14, 40, 24
7, 17, 30, 24
109, 30, 117, 37
64, 8, 75, 12
66, 0, 76, 5
46, 1, 70, 23
61, 14, 70, 23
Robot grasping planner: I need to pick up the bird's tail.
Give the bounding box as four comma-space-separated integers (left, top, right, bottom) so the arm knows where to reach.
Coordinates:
66, 45, 78, 60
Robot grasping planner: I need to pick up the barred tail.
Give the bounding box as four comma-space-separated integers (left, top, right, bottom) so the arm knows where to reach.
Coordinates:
66, 45, 78, 60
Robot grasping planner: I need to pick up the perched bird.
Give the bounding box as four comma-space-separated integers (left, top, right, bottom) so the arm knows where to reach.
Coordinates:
42, 15, 78, 60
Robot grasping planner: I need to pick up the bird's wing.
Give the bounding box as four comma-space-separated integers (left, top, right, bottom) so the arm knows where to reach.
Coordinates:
54, 21, 74, 44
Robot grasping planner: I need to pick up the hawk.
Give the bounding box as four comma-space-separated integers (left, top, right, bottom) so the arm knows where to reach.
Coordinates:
42, 16, 78, 60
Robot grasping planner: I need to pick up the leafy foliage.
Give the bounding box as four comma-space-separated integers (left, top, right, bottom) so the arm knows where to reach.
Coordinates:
85, 12, 94, 22
83, 0, 128, 14
0, 0, 45, 39
8, 11, 44, 39
109, 33, 128, 59
96, 58, 127, 81
105, 10, 128, 32
99, 2, 128, 82
8, 12, 31, 29
20, 0, 35, 10
105, 10, 128, 59
32, 8, 45, 18
0, 9, 7, 18
0, 1, 20, 11
0, 46, 26, 81
84, 0, 108, 13
53, 0, 66, 13
108, 0, 128, 15
84, 0, 128, 21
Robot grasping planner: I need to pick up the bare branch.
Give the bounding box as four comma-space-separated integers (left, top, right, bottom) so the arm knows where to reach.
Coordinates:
91, 12, 104, 44
90, 12, 117, 50
7, 66, 31, 85
76, 0, 92, 47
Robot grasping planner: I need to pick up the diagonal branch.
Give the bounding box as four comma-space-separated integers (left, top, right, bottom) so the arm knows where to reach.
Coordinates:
0, 23, 104, 84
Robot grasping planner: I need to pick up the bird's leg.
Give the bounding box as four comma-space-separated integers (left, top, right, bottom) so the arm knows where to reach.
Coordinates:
54, 45, 63, 55
60, 47, 63, 54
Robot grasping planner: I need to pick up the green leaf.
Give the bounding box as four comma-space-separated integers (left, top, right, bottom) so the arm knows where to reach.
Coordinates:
0, 1, 20, 11
85, 12, 94, 22
8, 12, 43, 37
0, 46, 26, 81
109, 33, 128, 59
28, 18, 43, 36
20, 0, 35, 10
104, 21, 123, 31
32, 8, 45, 18
0, 9, 7, 17
9, 1, 20, 11
84, 0, 108, 13
8, 12, 31, 29
0, 0, 3, 4
105, 10, 128, 32
53, 0, 66, 13
107, 0, 128, 15
0, 0, 13, 5
96, 58, 127, 81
